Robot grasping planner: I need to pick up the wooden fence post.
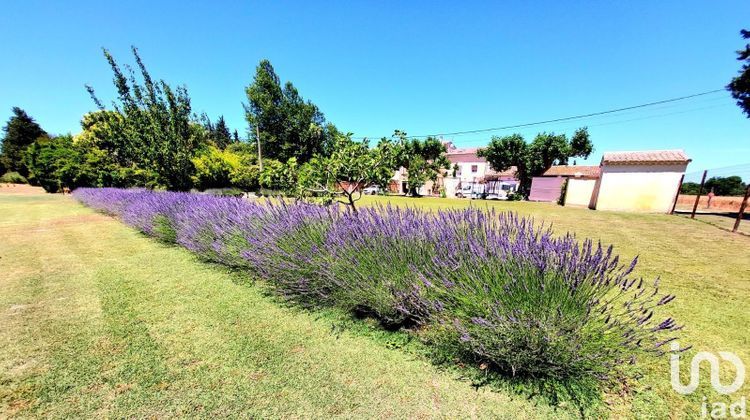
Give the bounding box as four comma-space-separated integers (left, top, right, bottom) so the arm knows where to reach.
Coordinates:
670, 174, 685, 215
732, 185, 750, 233
691, 170, 707, 219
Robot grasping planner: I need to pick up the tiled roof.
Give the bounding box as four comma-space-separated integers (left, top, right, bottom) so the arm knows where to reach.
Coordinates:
486, 166, 518, 177
543, 165, 600, 178
601, 150, 691, 165
446, 147, 480, 155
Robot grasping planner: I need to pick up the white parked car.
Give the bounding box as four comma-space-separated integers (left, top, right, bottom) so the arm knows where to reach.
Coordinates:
362, 185, 381, 195
456, 184, 473, 198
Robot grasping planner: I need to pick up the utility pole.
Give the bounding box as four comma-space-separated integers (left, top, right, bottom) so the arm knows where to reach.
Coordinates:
256, 125, 263, 173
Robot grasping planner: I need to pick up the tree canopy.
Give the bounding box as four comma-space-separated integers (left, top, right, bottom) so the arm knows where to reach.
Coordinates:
728, 29, 750, 118
86, 47, 206, 191
244, 59, 337, 163
477, 128, 593, 195
682, 176, 747, 196
705, 176, 747, 196
392, 131, 450, 196
0, 107, 47, 176
298, 134, 399, 210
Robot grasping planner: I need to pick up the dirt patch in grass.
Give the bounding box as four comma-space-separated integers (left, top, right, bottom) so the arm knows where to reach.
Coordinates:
0, 184, 47, 195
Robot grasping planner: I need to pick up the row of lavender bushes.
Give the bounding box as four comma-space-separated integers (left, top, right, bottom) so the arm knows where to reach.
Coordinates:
73, 187, 681, 382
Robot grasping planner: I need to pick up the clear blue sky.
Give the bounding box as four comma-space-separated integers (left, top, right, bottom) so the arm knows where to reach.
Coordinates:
1, 0, 748, 176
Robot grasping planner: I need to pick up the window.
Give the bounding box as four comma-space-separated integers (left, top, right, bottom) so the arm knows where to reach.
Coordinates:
471, 165, 478, 173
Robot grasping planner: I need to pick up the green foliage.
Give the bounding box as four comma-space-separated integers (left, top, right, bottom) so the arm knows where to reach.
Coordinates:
680, 181, 701, 195
478, 128, 593, 195
201, 114, 234, 149
24, 135, 74, 192
728, 29, 750, 118
392, 130, 450, 196
0, 171, 28, 184
681, 176, 748, 196
191, 146, 241, 191
705, 176, 747, 196
259, 158, 299, 193
297, 134, 399, 209
86, 47, 206, 190
244, 59, 337, 163
0, 107, 47, 176
229, 161, 261, 192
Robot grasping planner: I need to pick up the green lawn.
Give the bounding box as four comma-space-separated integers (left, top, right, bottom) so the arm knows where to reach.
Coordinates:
0, 193, 569, 418
1, 192, 748, 418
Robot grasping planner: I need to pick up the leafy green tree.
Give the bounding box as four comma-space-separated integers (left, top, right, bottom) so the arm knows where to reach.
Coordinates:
478, 127, 593, 195
680, 182, 701, 195
298, 135, 399, 210
705, 176, 747, 196
0, 107, 47, 176
24, 135, 105, 192
244, 59, 335, 163
86, 47, 205, 190
259, 158, 299, 194
728, 29, 750, 118
392, 130, 450, 196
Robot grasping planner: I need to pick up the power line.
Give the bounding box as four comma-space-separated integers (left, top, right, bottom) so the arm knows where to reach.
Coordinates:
353, 88, 727, 140
455, 102, 733, 147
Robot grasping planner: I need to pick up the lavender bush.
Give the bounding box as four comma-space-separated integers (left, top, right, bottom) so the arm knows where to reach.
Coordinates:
73, 187, 682, 383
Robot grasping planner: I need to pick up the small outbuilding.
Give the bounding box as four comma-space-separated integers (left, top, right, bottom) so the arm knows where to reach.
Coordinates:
529, 165, 600, 203
591, 150, 691, 213
543, 166, 601, 207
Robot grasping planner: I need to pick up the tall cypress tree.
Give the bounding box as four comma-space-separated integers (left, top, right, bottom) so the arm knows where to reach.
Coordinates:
0, 107, 47, 176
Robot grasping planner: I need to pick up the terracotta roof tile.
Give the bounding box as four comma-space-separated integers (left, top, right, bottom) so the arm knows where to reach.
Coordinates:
542, 165, 600, 178
601, 149, 691, 165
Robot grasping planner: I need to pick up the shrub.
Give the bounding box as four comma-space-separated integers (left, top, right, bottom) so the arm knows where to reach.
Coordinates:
0, 171, 28, 184
191, 146, 241, 191
72, 188, 682, 385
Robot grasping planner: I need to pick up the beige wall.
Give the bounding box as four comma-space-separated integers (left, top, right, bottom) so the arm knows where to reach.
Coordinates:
594, 164, 687, 213
564, 178, 597, 207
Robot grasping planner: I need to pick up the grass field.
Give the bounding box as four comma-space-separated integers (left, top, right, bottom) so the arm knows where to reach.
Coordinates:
1, 190, 748, 418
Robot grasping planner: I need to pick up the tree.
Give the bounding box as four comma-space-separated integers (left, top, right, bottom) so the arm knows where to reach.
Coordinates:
298, 134, 399, 211
728, 29, 750, 118
24, 135, 110, 192
201, 114, 233, 149
259, 158, 299, 194
86, 47, 205, 190
244, 59, 335, 163
680, 181, 701, 195
214, 116, 232, 148
705, 176, 747, 196
191, 145, 240, 190
478, 127, 593, 195
392, 131, 450, 196
0, 107, 47, 176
